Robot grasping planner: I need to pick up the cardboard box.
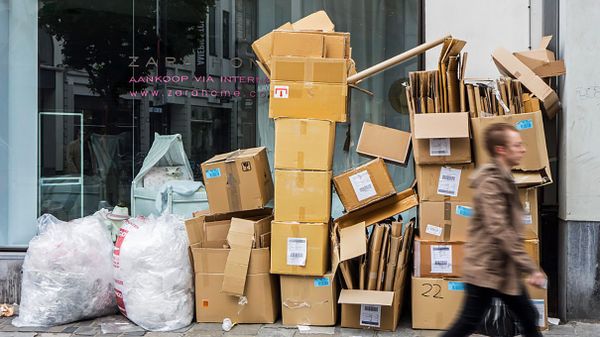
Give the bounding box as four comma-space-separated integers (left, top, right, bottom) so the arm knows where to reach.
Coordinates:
292, 10, 335, 32
185, 209, 279, 323
412, 112, 472, 165
274, 118, 335, 171
471, 110, 552, 187
419, 201, 472, 242
411, 277, 548, 331
338, 289, 402, 331
414, 238, 465, 278
527, 282, 549, 330
514, 36, 566, 78
280, 271, 338, 326
519, 188, 539, 240
274, 170, 332, 223
201, 147, 274, 214
416, 164, 475, 202
492, 48, 560, 119
269, 80, 347, 122
272, 31, 325, 58
271, 221, 330, 276
333, 158, 396, 212
271, 56, 347, 84
356, 122, 412, 165
411, 277, 465, 330
525, 239, 540, 266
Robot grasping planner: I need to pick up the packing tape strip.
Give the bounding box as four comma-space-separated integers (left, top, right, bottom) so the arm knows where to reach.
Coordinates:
299, 207, 306, 222
300, 120, 308, 135
297, 151, 305, 168
443, 224, 452, 242
296, 171, 305, 188
225, 161, 242, 212
444, 201, 451, 221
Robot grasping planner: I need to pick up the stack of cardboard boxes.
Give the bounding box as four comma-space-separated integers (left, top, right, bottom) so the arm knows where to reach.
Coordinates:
407, 37, 564, 331
188, 147, 279, 323
253, 11, 351, 326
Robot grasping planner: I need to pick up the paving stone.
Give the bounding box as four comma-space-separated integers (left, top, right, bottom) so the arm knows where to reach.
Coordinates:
0, 333, 37, 337
183, 331, 223, 337
190, 324, 223, 333
74, 326, 100, 336
0, 326, 19, 333
144, 333, 184, 337
376, 326, 418, 337
37, 333, 74, 337
413, 330, 442, 337
257, 326, 296, 337
338, 327, 375, 337
171, 325, 194, 333
122, 331, 147, 336
544, 323, 576, 335
61, 327, 78, 334
225, 324, 262, 336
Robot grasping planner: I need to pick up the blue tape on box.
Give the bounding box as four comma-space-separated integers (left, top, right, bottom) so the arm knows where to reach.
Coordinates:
456, 205, 473, 218
314, 277, 330, 287
515, 119, 533, 130
448, 281, 465, 291
205, 168, 221, 179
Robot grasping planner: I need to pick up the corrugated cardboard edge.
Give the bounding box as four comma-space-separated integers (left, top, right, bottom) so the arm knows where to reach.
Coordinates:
356, 122, 412, 165
334, 188, 418, 229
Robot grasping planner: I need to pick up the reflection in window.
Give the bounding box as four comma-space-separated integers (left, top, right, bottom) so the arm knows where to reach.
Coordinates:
223, 10, 230, 59
209, 6, 217, 56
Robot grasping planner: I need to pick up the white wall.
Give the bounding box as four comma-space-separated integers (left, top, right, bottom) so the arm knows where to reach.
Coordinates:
558, 0, 600, 221
425, 0, 533, 79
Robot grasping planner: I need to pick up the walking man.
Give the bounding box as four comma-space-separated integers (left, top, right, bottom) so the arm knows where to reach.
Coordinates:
442, 123, 547, 337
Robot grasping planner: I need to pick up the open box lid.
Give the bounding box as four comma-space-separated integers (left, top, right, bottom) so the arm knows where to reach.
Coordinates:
338, 289, 395, 306
292, 10, 335, 32
492, 48, 560, 119
221, 217, 255, 296
413, 112, 470, 139
514, 36, 566, 78
334, 187, 418, 229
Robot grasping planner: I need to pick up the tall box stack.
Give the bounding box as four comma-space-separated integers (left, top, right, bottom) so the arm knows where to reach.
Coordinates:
404, 38, 475, 331
252, 11, 356, 326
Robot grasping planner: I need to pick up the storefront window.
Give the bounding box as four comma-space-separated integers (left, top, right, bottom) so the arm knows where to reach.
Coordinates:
1, 0, 418, 247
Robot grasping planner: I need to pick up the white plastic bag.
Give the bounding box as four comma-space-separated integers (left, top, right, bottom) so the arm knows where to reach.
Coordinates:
113, 213, 193, 331
13, 212, 117, 327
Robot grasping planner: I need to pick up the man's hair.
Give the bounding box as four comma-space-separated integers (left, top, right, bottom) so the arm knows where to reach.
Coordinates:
484, 123, 519, 157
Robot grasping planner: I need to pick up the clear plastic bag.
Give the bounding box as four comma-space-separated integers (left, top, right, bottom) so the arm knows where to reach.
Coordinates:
12, 212, 117, 327
113, 213, 193, 331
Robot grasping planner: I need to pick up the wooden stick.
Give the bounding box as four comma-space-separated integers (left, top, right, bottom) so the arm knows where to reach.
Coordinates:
347, 35, 452, 84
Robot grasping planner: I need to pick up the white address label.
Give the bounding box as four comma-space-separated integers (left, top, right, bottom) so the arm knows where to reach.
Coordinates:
349, 171, 377, 201
430, 138, 451, 156
431, 245, 453, 274
425, 224, 443, 237
359, 304, 381, 327
437, 167, 462, 197
287, 238, 307, 266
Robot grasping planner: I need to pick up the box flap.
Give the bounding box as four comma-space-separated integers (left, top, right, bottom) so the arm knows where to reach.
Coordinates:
513, 168, 553, 188
221, 217, 255, 296
413, 113, 470, 139
251, 22, 294, 69
356, 122, 412, 165
491, 48, 560, 119
334, 188, 418, 229
292, 10, 335, 32
339, 221, 367, 262
539, 35, 553, 49
338, 289, 395, 306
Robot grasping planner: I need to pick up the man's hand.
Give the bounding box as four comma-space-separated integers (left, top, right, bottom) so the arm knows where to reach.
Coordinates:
527, 271, 547, 289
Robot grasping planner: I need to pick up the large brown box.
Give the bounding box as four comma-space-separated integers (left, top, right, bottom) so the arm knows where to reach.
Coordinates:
280, 271, 338, 326
411, 277, 465, 330
269, 80, 348, 122
416, 164, 475, 202
519, 188, 539, 240
274, 169, 332, 223
201, 147, 274, 214
274, 118, 335, 171
413, 238, 465, 278
184, 209, 279, 323
419, 201, 472, 242
271, 221, 330, 276
471, 110, 552, 188
412, 277, 548, 330
333, 158, 396, 212
412, 112, 472, 165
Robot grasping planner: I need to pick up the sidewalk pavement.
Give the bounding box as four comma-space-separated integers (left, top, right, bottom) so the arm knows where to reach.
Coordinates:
0, 314, 596, 337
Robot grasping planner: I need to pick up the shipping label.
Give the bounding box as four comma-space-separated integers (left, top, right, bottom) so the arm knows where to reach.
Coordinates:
287, 237, 307, 266
349, 170, 377, 201
359, 304, 381, 327
431, 245, 453, 274
430, 138, 451, 156
437, 167, 462, 197
425, 224, 443, 237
